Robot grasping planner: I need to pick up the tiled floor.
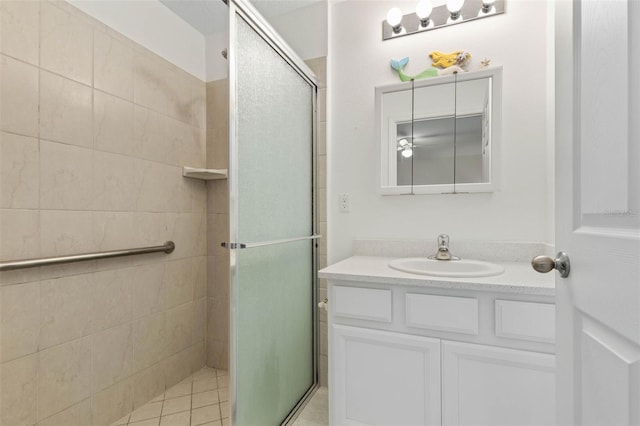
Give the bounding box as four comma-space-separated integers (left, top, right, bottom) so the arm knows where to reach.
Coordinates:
112, 368, 327, 426
111, 367, 229, 426
291, 387, 328, 426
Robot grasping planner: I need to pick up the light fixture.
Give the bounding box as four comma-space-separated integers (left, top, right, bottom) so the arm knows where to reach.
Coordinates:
397, 139, 414, 158
415, 0, 433, 28
386, 7, 404, 34
447, 0, 465, 20
382, 0, 505, 41
397, 138, 412, 149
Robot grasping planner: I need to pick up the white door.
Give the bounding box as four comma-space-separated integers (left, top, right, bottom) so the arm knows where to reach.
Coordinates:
554, 1, 640, 425
331, 325, 441, 426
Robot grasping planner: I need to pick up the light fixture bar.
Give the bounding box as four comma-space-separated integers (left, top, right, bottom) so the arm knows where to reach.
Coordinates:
382, 0, 505, 41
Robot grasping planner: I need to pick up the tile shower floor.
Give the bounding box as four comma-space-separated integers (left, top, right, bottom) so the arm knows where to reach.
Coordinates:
112, 366, 328, 426
111, 367, 229, 426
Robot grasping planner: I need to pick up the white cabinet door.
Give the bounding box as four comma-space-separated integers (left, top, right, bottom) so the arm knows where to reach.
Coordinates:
442, 340, 555, 426
331, 325, 441, 426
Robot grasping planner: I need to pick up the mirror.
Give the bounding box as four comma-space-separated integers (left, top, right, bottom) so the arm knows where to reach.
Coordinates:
376, 67, 502, 195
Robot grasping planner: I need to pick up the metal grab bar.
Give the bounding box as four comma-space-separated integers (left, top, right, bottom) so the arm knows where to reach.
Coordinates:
221, 235, 321, 250
0, 241, 175, 272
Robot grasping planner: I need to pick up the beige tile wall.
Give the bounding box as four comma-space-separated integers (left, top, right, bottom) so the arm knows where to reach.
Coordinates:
205, 79, 230, 370
204, 57, 328, 385
0, 2, 208, 425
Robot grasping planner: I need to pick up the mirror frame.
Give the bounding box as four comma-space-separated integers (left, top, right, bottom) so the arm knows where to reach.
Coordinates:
375, 66, 503, 195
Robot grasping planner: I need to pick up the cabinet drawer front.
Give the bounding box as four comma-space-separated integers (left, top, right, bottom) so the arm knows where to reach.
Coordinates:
495, 300, 555, 343
333, 286, 392, 322
406, 293, 479, 335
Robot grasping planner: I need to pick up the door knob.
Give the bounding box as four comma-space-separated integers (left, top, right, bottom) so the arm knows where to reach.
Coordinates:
531, 252, 570, 278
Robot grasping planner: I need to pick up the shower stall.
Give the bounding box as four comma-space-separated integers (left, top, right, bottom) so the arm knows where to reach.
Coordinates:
0, 0, 320, 424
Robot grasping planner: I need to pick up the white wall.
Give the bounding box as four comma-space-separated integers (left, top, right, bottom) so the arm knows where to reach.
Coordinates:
266, 1, 328, 60
69, 0, 206, 80
328, 0, 553, 262
206, 30, 229, 82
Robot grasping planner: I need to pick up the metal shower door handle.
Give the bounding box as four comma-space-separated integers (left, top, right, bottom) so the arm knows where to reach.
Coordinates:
531, 251, 571, 278
221, 235, 321, 250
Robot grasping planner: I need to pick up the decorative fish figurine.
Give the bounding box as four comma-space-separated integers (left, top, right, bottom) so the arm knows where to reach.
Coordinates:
390, 57, 439, 82
390, 57, 466, 82
429, 51, 471, 68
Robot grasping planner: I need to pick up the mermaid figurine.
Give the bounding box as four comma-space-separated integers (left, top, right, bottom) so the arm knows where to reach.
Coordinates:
390, 57, 466, 82
390, 57, 439, 82
429, 51, 471, 68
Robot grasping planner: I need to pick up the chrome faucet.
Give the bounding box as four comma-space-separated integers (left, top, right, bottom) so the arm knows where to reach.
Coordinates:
429, 234, 459, 261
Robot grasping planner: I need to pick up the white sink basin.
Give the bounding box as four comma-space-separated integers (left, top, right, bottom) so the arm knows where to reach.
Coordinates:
388, 257, 505, 278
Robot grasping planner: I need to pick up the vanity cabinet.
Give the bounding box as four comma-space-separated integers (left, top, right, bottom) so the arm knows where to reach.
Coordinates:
327, 279, 556, 426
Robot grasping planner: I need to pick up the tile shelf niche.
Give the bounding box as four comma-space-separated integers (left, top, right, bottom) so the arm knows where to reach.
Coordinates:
182, 166, 228, 180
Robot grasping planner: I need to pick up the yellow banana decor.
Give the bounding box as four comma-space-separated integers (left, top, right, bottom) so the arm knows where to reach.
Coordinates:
429, 51, 471, 68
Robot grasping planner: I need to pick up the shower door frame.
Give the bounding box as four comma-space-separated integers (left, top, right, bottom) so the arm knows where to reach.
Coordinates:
227, 0, 320, 424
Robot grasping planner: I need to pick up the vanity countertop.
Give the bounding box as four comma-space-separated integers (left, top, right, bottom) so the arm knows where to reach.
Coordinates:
318, 256, 555, 296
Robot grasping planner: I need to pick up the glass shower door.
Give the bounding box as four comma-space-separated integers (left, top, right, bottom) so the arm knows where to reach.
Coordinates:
228, 1, 318, 425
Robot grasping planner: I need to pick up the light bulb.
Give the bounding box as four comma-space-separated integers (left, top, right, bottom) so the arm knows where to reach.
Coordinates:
416, 0, 432, 27
386, 7, 404, 33
446, 0, 464, 19
416, 0, 432, 19
401, 146, 413, 158
386, 8, 403, 26
398, 138, 409, 147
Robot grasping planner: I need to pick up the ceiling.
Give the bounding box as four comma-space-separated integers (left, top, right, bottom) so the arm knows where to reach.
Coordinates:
160, 0, 323, 35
